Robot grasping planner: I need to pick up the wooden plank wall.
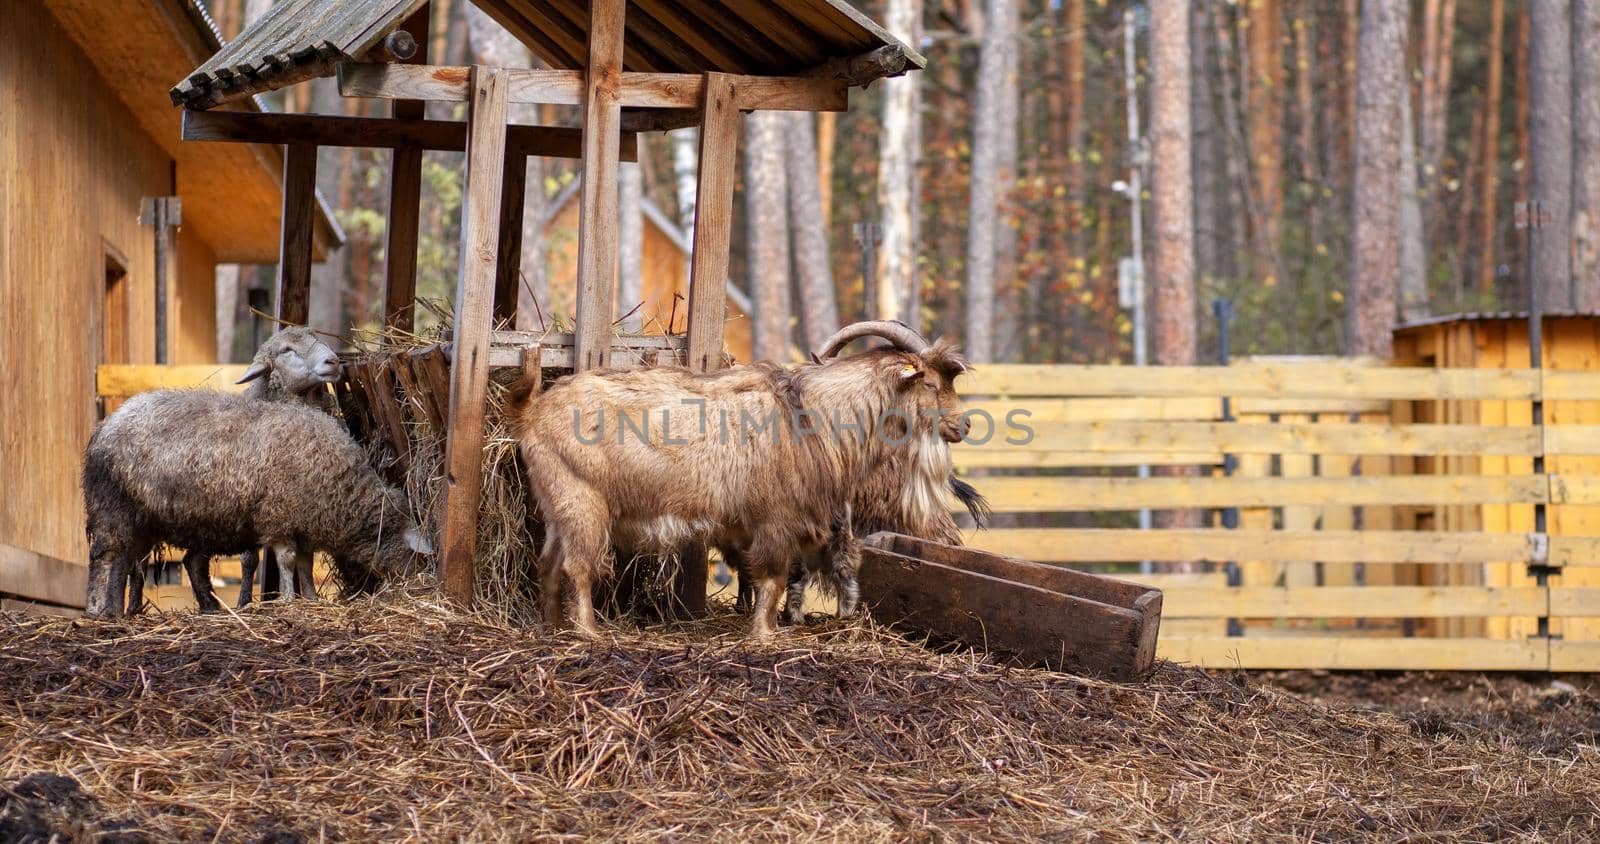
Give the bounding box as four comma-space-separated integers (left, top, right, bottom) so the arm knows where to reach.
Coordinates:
1, 4, 222, 605
1, 3, 170, 573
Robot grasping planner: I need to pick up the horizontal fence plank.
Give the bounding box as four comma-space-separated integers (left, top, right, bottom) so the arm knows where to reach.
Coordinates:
1547, 588, 1600, 617
98, 364, 249, 397
963, 475, 1550, 512
1543, 371, 1600, 401
1001, 421, 1541, 456
1232, 397, 1393, 415
953, 450, 1225, 469
1548, 641, 1600, 671
962, 397, 1223, 423
964, 363, 1541, 400
1156, 586, 1547, 619
1157, 637, 1549, 671
0, 543, 86, 609
1542, 427, 1600, 456
1550, 475, 1600, 505
1552, 537, 1600, 566
964, 529, 1545, 565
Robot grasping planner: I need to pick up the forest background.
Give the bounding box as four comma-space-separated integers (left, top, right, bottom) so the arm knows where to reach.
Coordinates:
206, 0, 1600, 367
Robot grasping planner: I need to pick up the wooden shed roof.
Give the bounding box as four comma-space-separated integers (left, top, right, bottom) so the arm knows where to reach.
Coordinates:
44, 0, 342, 262
172, 0, 924, 110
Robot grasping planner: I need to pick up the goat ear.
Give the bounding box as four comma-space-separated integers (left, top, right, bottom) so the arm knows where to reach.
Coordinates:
235, 362, 270, 384
896, 361, 925, 385
404, 525, 435, 555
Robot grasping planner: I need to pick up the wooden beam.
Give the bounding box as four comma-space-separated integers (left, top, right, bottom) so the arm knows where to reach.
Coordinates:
961, 362, 1543, 400
275, 143, 317, 325
968, 474, 1551, 512
573, 0, 626, 372
438, 66, 511, 607
382, 4, 430, 335
180, 110, 637, 160
968, 528, 1550, 565
997, 421, 1545, 457
336, 63, 849, 112
684, 73, 739, 372
1157, 637, 1549, 671
495, 153, 527, 325
0, 542, 87, 609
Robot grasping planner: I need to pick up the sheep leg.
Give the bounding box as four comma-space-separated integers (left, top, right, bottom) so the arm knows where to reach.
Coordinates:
272, 544, 299, 601
124, 558, 145, 616
294, 549, 317, 599
236, 550, 259, 609
87, 540, 135, 619
181, 551, 223, 613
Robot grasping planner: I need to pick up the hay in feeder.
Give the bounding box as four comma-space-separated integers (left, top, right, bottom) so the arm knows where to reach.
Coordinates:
1, 597, 1597, 841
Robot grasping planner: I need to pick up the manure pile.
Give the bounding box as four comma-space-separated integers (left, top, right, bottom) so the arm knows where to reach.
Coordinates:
1, 597, 1596, 842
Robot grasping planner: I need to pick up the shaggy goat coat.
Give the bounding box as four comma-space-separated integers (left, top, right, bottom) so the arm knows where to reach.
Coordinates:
83, 390, 420, 617
511, 347, 964, 636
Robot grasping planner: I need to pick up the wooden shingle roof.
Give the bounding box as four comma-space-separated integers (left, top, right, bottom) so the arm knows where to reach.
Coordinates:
172, 0, 924, 110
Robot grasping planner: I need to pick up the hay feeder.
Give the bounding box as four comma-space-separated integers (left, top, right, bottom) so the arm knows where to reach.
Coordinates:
860, 533, 1164, 680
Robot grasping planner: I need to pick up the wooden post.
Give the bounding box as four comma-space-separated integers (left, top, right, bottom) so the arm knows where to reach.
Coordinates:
438, 66, 511, 606
573, 0, 626, 371
275, 143, 317, 325
685, 73, 739, 372
382, 5, 429, 334
494, 153, 527, 324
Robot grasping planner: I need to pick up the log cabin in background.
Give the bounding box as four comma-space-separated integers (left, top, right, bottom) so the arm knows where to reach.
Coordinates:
541, 179, 755, 362
0, 0, 340, 615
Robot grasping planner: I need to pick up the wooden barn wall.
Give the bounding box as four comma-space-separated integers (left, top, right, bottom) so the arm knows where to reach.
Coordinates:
0, 3, 215, 595
546, 201, 754, 362
174, 234, 217, 364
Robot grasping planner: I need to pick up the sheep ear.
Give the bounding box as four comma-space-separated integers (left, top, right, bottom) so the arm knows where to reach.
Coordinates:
235, 362, 270, 384
405, 525, 435, 555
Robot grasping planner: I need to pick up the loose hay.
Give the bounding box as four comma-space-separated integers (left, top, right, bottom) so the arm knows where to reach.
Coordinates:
2, 595, 1597, 841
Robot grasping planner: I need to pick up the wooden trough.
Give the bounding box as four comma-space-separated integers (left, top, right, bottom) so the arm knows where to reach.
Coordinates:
859, 533, 1163, 681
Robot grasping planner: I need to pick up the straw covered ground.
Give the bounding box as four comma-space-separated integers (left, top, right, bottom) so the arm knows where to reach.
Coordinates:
2, 595, 1598, 842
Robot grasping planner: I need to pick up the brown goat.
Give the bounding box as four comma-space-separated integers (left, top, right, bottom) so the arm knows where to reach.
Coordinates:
509, 321, 970, 638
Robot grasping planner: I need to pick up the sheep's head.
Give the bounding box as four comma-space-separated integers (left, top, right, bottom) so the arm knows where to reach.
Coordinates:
237, 327, 341, 397
336, 488, 433, 595
816, 321, 971, 444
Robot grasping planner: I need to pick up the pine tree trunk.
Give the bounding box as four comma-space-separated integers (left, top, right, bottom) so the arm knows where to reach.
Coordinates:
1573, 0, 1600, 309
1191, 0, 1227, 291
964, 0, 1012, 364
991, 0, 1023, 361
1245, 0, 1283, 285
1061, 0, 1090, 360
1529, 0, 1574, 310
745, 112, 792, 361
618, 162, 644, 332
670, 128, 698, 230
1399, 89, 1429, 321
1348, 0, 1406, 358
1478, 0, 1504, 295
784, 112, 840, 353
1292, 7, 1320, 253
877, 0, 923, 328
1151, 0, 1197, 367
1513, 4, 1531, 305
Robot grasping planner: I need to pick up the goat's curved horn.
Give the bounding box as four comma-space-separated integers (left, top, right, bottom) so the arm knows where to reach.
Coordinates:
816, 320, 930, 359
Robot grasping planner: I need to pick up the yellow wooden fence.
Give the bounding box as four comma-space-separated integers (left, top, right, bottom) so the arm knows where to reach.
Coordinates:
97, 360, 1600, 670
954, 359, 1600, 672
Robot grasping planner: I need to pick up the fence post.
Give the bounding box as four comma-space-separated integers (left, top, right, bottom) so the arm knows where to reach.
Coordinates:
1213, 299, 1243, 638
1517, 200, 1554, 652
